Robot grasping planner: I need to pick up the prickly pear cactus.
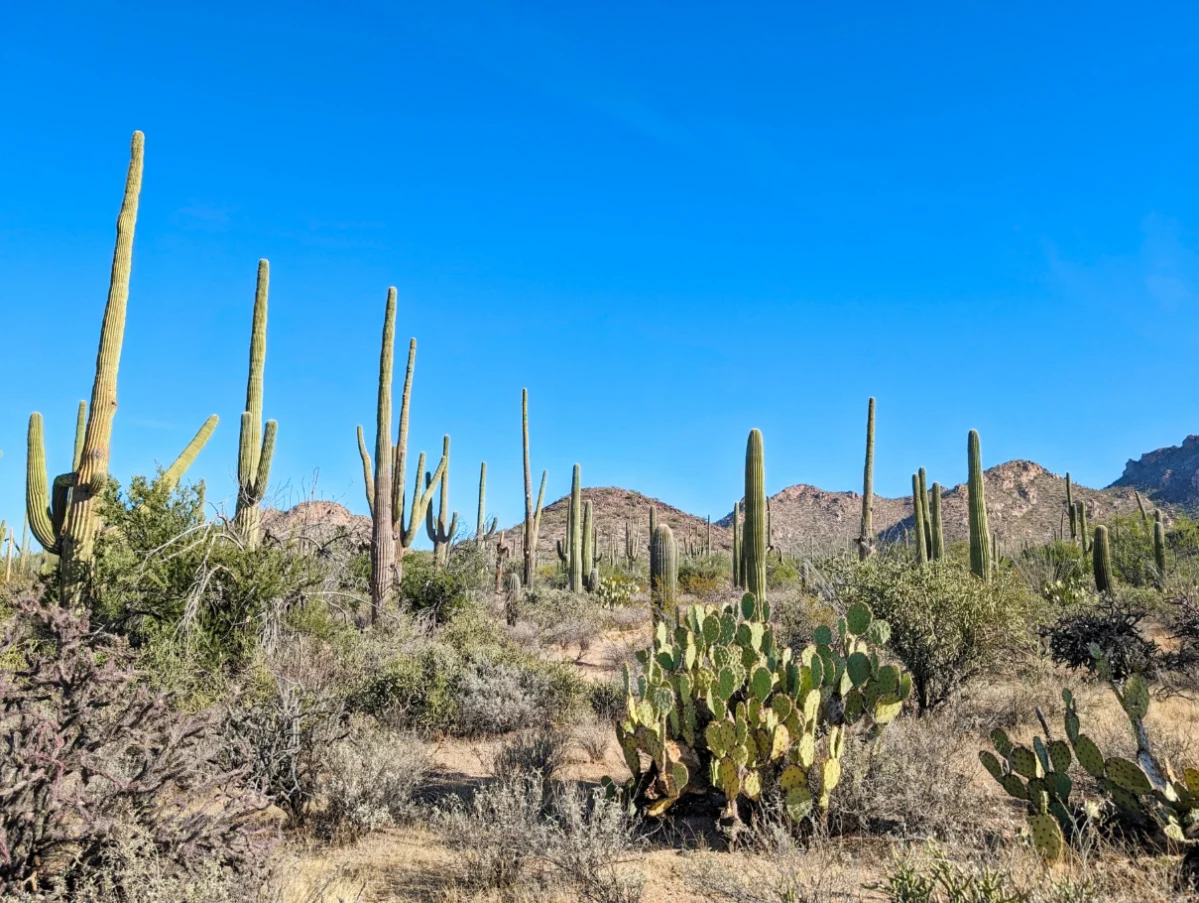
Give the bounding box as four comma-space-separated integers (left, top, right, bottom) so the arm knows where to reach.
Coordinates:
607, 593, 910, 837
982, 678, 1198, 862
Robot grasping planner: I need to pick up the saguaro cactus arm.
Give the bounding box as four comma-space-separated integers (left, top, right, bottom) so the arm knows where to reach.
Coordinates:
401, 450, 447, 548
356, 425, 375, 516
391, 338, 417, 534
160, 414, 219, 492
26, 413, 62, 554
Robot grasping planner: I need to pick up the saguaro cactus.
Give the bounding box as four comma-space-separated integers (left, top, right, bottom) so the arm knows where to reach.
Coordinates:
967, 429, 992, 581
732, 502, 742, 588
581, 499, 595, 582
356, 291, 445, 620
425, 434, 459, 566
917, 467, 932, 559
232, 259, 277, 547
1094, 525, 1114, 593
858, 397, 875, 560
1153, 510, 1167, 581
649, 523, 677, 619
568, 464, 583, 592
1066, 473, 1076, 541
476, 462, 498, 544
743, 429, 767, 605
911, 473, 929, 565
624, 519, 640, 564
1076, 502, 1089, 553
930, 482, 945, 560
521, 389, 548, 588
648, 506, 657, 551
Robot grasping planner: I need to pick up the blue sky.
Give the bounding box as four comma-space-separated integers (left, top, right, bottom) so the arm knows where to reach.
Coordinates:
2, 2, 1198, 545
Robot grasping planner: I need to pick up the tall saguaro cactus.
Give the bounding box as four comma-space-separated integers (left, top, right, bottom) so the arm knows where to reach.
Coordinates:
858, 397, 875, 560
1153, 511, 1167, 581
911, 473, 928, 565
30, 134, 215, 578
1066, 473, 1076, 541
967, 429, 992, 581
1076, 502, 1089, 553
917, 467, 932, 559
356, 290, 445, 620
743, 429, 767, 606
568, 464, 583, 592
650, 523, 677, 620
581, 500, 595, 582
233, 259, 277, 547
476, 462, 497, 544
732, 502, 742, 588
521, 389, 548, 588
425, 434, 459, 566
930, 482, 945, 560
1093, 525, 1114, 593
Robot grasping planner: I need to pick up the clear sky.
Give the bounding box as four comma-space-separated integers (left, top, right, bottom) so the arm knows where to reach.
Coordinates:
2, 2, 1198, 546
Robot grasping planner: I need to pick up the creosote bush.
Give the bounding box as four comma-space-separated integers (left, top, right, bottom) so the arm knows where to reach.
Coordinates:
836, 554, 1035, 711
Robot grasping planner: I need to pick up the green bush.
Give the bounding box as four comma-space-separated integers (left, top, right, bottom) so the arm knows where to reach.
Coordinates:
836, 556, 1036, 711
1105, 513, 1157, 588
678, 554, 730, 596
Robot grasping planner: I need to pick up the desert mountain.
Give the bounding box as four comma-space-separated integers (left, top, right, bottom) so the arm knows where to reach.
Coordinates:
1110, 435, 1199, 510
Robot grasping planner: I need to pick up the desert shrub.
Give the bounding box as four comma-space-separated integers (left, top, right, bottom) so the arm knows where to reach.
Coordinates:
877, 844, 1030, 903
0, 599, 272, 894
345, 639, 461, 731
679, 554, 731, 596
1015, 540, 1092, 602
829, 704, 992, 839
458, 658, 581, 736
219, 677, 347, 825
836, 557, 1035, 711
399, 545, 487, 621
588, 679, 625, 722
1105, 513, 1158, 588
767, 557, 801, 588
89, 476, 324, 691
574, 713, 612, 763
315, 718, 429, 842
489, 726, 571, 781
437, 775, 643, 902
1041, 598, 1160, 680
596, 573, 640, 607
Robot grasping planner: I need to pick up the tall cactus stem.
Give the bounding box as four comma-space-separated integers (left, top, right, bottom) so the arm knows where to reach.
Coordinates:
1093, 525, 1114, 593
743, 429, 768, 607
930, 481, 945, 560
912, 473, 929, 565
858, 397, 876, 560
967, 429, 992, 582
424, 434, 458, 567
521, 389, 547, 587
650, 523, 677, 620
1153, 514, 1167, 582
568, 464, 583, 592
160, 414, 219, 493
581, 499, 595, 581
1066, 473, 1076, 541
233, 259, 274, 547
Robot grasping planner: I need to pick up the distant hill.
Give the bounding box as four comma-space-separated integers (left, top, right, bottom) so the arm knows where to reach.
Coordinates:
1110, 435, 1199, 510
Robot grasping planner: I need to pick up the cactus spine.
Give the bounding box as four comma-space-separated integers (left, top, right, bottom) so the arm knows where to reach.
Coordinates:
232, 259, 276, 547
858, 397, 875, 560
477, 462, 497, 543
521, 390, 547, 588
731, 502, 742, 588
581, 499, 595, 582
649, 523, 677, 618
743, 429, 767, 605
425, 434, 459, 566
1153, 510, 1166, 581
1094, 525, 1114, 593
911, 473, 928, 565
357, 293, 445, 620
967, 429, 992, 581
930, 481, 945, 560
568, 464, 583, 592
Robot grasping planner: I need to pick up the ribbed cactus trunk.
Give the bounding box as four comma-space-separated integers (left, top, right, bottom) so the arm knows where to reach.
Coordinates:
917, 467, 932, 559
1093, 525, 1114, 593
930, 482, 945, 560
1066, 473, 1076, 541
1076, 503, 1089, 553
18, 516, 28, 576
648, 506, 657, 552
858, 397, 875, 560
477, 462, 488, 543
1135, 491, 1149, 526
58, 132, 144, 596
706, 516, 711, 556
568, 464, 583, 592
232, 259, 276, 547
732, 502, 742, 588
368, 289, 397, 620
743, 429, 767, 608
967, 429, 992, 582
581, 500, 594, 585
650, 523, 677, 620
911, 473, 929, 565
521, 390, 547, 588
1153, 512, 1166, 582
425, 434, 458, 567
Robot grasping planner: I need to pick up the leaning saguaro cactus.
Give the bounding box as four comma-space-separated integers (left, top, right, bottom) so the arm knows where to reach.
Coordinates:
30, 134, 216, 581
967, 429, 992, 582
356, 291, 446, 620
743, 429, 767, 605
521, 389, 548, 588
1093, 525, 1114, 593
425, 435, 459, 567
649, 523, 677, 619
232, 259, 276, 547
1153, 511, 1167, 582
858, 397, 875, 560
